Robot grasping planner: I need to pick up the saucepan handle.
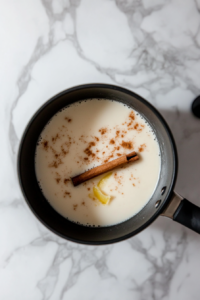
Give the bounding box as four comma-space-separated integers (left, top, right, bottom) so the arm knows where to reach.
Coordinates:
161, 192, 200, 234
173, 199, 200, 234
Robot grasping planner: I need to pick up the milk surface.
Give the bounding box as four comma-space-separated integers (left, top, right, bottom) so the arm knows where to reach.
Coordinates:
35, 99, 161, 226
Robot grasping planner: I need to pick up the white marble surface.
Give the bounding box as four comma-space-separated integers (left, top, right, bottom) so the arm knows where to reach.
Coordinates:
1, 0, 200, 299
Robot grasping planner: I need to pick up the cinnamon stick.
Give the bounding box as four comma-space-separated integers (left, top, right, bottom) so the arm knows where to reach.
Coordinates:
71, 151, 139, 186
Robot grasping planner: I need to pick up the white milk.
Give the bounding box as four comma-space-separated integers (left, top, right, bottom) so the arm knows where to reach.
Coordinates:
35, 99, 160, 226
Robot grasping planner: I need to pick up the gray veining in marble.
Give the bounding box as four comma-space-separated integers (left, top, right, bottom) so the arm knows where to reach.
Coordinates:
1, 0, 200, 299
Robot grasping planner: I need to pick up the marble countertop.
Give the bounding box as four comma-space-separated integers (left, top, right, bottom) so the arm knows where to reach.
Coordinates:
1, 0, 200, 299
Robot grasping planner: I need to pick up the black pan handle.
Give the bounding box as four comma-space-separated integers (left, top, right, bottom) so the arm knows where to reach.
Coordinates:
173, 199, 200, 234
161, 192, 200, 234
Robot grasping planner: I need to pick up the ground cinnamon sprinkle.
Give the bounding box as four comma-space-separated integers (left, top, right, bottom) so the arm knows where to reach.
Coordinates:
64, 191, 71, 198
61, 144, 69, 156
81, 202, 85, 206
139, 143, 146, 152
49, 159, 63, 168
115, 130, 120, 138
134, 123, 145, 132
52, 133, 60, 143
42, 140, 49, 151
64, 178, 70, 184
84, 141, 96, 159
48, 142, 70, 168
104, 154, 113, 163
126, 112, 135, 128
73, 204, 78, 210
95, 137, 99, 142
110, 139, 115, 144
50, 138, 71, 163
120, 140, 133, 150
117, 153, 122, 156
99, 128, 107, 135
114, 172, 123, 185
129, 111, 135, 121
65, 117, 72, 123
55, 178, 60, 183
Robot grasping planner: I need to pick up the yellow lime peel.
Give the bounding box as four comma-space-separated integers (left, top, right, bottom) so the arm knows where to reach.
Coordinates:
93, 186, 110, 205
97, 172, 112, 189
91, 172, 112, 205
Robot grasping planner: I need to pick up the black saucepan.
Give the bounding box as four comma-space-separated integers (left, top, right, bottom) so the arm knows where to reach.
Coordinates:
18, 84, 200, 244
